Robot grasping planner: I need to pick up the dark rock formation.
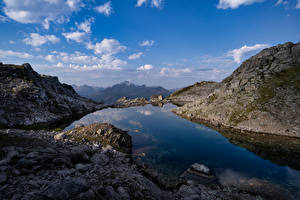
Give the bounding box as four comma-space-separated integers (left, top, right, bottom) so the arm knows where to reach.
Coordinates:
0, 63, 102, 128
172, 42, 300, 137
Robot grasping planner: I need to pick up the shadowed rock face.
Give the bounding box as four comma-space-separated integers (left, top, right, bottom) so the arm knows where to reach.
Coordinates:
0, 63, 99, 128
172, 42, 300, 137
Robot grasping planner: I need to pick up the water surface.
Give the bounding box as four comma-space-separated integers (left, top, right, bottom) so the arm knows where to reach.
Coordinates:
66, 104, 300, 197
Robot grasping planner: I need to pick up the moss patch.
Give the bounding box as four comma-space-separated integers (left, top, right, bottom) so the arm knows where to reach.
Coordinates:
229, 103, 259, 126
257, 65, 300, 105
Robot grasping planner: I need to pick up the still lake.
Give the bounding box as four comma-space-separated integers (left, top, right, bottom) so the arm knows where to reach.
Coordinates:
65, 104, 300, 196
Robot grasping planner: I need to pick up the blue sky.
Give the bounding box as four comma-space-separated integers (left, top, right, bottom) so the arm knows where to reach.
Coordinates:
0, 0, 299, 89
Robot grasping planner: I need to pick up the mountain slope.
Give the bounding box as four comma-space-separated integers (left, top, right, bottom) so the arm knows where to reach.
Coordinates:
74, 81, 171, 104
172, 42, 300, 137
72, 85, 105, 102
0, 63, 99, 128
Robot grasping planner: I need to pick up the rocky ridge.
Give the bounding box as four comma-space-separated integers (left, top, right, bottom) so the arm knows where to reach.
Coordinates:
0, 63, 103, 128
171, 42, 300, 137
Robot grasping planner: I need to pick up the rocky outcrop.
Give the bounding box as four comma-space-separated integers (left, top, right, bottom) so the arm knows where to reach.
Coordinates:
172, 42, 300, 137
180, 163, 216, 184
114, 95, 168, 108
114, 96, 149, 108
55, 123, 132, 154
0, 128, 284, 200
0, 63, 102, 128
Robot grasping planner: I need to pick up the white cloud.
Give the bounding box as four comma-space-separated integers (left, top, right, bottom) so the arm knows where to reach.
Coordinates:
137, 64, 154, 71
275, 0, 288, 6
95, 1, 113, 16
45, 54, 55, 62
136, 0, 147, 7
227, 44, 269, 63
87, 38, 126, 55
139, 40, 155, 47
0, 49, 33, 59
135, 0, 163, 8
47, 51, 98, 64
66, 0, 82, 10
9, 40, 15, 44
296, 0, 300, 8
62, 31, 86, 43
23, 33, 60, 47
44, 51, 127, 71
3, 0, 83, 29
160, 67, 192, 77
151, 0, 163, 8
56, 62, 64, 67
128, 52, 143, 60
0, 15, 9, 22
76, 18, 94, 33
217, 0, 263, 9
70, 58, 125, 71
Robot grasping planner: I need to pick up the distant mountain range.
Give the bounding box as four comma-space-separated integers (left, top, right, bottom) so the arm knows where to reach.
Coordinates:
73, 81, 171, 104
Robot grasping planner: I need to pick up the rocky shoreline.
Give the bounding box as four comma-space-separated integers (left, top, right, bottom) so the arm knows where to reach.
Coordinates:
0, 124, 292, 200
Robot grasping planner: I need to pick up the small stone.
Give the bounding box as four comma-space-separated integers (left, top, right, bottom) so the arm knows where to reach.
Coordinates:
0, 173, 7, 184
0, 166, 7, 172
12, 169, 21, 176
117, 186, 130, 200
90, 153, 109, 165
7, 151, 19, 159
108, 128, 114, 134
26, 151, 39, 159
187, 180, 194, 185
96, 129, 105, 135
76, 189, 95, 200
75, 124, 84, 128
75, 163, 89, 172
53, 158, 73, 168
16, 158, 38, 169
42, 178, 88, 200
190, 163, 211, 175
57, 169, 75, 176
0, 159, 10, 166
54, 132, 67, 140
